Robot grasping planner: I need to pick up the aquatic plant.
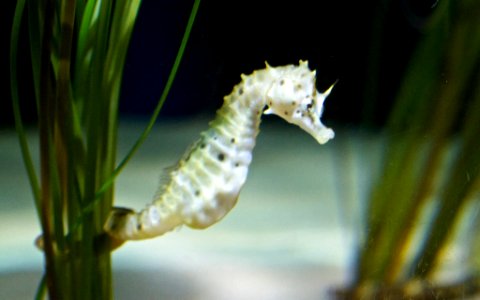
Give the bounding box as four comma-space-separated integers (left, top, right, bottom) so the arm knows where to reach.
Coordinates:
336, 0, 480, 298
10, 0, 200, 298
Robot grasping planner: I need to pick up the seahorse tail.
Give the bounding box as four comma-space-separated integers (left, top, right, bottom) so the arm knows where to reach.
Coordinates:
105, 200, 185, 240
103, 207, 138, 240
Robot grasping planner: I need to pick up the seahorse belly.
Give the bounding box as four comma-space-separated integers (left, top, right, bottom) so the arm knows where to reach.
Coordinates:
178, 101, 260, 228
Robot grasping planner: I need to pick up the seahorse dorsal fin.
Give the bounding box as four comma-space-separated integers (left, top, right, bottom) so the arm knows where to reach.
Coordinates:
152, 165, 176, 201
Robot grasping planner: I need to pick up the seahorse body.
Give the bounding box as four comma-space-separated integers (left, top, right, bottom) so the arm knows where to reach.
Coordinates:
104, 61, 334, 240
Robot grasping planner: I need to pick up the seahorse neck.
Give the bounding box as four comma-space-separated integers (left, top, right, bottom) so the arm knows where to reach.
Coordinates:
209, 68, 275, 138
228, 68, 273, 109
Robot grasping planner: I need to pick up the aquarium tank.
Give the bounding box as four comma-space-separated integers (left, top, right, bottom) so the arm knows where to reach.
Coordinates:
2, 0, 480, 299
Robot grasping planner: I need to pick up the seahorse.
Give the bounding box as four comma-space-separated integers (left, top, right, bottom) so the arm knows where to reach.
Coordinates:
104, 60, 335, 241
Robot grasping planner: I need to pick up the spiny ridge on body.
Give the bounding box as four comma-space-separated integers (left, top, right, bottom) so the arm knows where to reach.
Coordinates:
104, 60, 335, 241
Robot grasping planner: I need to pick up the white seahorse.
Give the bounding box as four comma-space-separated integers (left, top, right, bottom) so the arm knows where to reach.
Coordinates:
104, 60, 335, 241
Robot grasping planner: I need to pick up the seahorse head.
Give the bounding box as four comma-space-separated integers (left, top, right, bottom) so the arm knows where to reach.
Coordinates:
264, 60, 335, 144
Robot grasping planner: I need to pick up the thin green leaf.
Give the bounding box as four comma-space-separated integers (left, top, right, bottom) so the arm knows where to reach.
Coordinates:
26, 0, 45, 110
34, 273, 47, 300
91, 0, 202, 209
10, 0, 41, 212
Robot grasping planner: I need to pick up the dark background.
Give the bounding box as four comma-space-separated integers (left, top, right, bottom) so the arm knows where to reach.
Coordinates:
1, 0, 438, 128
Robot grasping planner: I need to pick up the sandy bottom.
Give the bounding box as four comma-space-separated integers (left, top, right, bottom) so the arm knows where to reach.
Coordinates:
0, 118, 380, 299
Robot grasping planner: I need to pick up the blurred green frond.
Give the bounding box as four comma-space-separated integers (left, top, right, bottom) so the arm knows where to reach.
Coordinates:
10, 0, 201, 298
354, 0, 480, 290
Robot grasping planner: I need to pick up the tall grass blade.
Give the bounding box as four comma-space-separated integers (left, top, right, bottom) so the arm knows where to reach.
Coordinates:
92, 0, 202, 206
10, 0, 41, 212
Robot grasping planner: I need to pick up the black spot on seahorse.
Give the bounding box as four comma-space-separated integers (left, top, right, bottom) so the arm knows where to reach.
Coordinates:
217, 153, 225, 161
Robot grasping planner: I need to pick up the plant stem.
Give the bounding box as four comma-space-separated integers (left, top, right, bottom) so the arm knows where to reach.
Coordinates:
12, 0, 202, 298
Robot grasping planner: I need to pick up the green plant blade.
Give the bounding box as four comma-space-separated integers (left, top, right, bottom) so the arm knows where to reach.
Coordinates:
91, 0, 202, 209
11, 0, 41, 212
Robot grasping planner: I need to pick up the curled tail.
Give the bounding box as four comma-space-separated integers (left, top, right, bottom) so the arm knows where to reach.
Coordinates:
103, 207, 138, 241
105, 202, 184, 240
